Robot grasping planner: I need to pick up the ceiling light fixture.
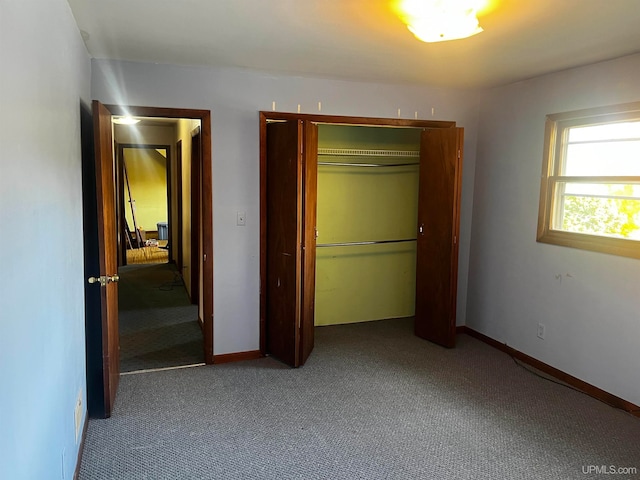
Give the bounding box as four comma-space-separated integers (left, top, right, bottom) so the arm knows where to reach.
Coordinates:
396, 0, 486, 43
112, 116, 140, 125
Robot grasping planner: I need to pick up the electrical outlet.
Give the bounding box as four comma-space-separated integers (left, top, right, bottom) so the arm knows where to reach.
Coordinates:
537, 323, 546, 340
236, 211, 246, 226
74, 390, 83, 443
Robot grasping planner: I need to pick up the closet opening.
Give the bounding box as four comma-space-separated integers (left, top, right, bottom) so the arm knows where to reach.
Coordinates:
315, 124, 421, 328
260, 112, 463, 368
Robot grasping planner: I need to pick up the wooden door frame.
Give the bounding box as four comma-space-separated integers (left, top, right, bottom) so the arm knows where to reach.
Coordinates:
105, 104, 214, 364
116, 143, 172, 266
259, 111, 456, 355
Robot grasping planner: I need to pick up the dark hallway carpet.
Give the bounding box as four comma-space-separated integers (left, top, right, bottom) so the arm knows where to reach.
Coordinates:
118, 262, 203, 373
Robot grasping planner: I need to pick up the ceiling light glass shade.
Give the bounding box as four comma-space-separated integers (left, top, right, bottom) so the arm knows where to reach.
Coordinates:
408, 11, 483, 42
112, 116, 140, 125
397, 0, 485, 43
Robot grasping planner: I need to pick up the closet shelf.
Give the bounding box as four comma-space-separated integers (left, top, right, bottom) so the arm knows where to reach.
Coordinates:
318, 161, 418, 167
318, 148, 419, 158
317, 238, 417, 248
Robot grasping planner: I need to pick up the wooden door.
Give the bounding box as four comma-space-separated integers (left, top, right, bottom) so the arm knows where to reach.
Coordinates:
115, 144, 126, 267
176, 140, 184, 270
265, 120, 317, 367
91, 100, 120, 416
414, 127, 464, 348
300, 121, 318, 365
81, 102, 104, 418
190, 128, 201, 305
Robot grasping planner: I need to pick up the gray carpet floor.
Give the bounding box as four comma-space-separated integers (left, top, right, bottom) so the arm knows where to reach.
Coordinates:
118, 263, 203, 373
80, 318, 640, 479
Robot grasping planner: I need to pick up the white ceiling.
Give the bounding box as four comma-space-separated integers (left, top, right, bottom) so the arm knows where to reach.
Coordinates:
67, 0, 640, 89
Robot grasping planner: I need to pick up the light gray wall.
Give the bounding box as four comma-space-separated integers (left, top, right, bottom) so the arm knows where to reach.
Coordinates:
115, 124, 176, 145
468, 53, 640, 406
92, 60, 481, 354
0, 0, 91, 478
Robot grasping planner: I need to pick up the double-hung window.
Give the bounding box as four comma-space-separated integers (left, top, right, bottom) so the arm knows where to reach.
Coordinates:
537, 101, 640, 259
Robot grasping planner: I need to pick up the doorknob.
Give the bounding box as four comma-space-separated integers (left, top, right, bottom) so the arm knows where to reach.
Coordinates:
88, 274, 120, 286
418, 223, 424, 235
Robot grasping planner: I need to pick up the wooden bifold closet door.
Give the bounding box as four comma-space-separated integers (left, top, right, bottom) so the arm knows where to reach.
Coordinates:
265, 120, 318, 367
262, 112, 462, 367
414, 127, 464, 348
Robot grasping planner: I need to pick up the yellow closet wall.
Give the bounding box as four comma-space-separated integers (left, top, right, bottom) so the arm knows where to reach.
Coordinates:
315, 125, 421, 326
123, 148, 168, 235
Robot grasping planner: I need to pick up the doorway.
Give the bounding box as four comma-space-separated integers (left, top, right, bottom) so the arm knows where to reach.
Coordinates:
85, 102, 213, 418
114, 140, 201, 373
117, 144, 171, 266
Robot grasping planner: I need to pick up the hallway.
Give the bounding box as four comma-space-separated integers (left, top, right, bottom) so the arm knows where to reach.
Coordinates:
118, 263, 203, 373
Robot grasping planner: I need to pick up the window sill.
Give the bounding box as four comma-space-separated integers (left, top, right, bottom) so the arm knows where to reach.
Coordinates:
537, 229, 640, 260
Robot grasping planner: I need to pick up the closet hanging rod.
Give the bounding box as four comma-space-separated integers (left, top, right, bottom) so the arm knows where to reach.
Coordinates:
317, 238, 417, 248
318, 148, 419, 157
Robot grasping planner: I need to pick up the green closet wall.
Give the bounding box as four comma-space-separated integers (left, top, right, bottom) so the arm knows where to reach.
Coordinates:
315, 125, 421, 326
